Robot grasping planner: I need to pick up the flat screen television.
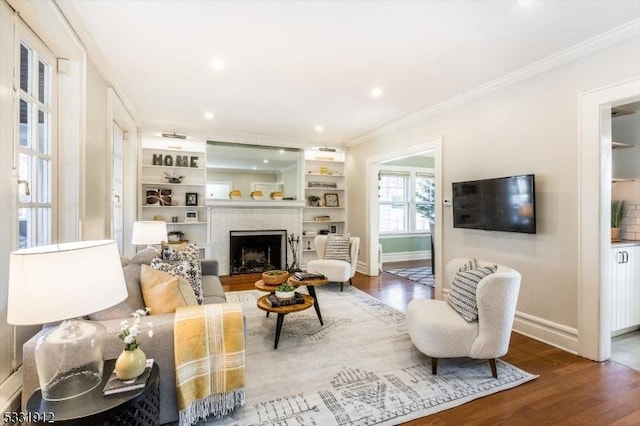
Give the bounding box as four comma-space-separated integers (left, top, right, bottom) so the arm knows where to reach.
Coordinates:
452, 174, 536, 234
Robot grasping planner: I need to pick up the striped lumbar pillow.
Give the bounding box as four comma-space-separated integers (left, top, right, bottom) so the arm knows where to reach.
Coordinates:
447, 264, 497, 322
324, 234, 351, 262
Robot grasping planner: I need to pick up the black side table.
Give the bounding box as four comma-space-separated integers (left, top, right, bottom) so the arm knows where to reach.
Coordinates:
26, 359, 160, 426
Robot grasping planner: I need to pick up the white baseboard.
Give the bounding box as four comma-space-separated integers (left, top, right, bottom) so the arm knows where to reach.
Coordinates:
381, 250, 431, 263
512, 311, 578, 354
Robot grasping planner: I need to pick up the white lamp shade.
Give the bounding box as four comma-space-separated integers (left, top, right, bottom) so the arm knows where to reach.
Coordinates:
131, 221, 167, 245
7, 240, 128, 325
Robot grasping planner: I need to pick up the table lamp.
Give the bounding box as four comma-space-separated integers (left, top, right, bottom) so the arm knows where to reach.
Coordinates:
131, 221, 167, 249
7, 240, 127, 401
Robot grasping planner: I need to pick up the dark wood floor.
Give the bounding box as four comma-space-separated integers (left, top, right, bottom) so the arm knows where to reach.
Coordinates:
221, 261, 640, 425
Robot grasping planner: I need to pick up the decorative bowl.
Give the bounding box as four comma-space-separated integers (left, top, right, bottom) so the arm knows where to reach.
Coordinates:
262, 270, 289, 285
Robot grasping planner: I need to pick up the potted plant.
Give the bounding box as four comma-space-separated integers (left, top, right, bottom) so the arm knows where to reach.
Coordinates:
307, 195, 321, 207
611, 200, 625, 242
275, 282, 296, 299
167, 230, 184, 242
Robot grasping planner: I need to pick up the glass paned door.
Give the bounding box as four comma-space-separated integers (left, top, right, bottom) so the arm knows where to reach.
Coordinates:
17, 39, 55, 248
112, 123, 124, 253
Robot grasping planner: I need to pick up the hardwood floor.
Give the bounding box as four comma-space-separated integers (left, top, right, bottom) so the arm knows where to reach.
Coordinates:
221, 263, 640, 425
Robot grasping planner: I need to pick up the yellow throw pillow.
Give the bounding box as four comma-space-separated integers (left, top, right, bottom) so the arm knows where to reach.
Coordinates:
140, 264, 197, 314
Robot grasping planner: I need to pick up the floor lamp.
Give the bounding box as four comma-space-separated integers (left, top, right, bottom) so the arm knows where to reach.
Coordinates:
7, 240, 127, 400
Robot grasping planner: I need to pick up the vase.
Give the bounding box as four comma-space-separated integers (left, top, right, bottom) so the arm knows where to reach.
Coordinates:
611, 227, 621, 242
114, 348, 146, 380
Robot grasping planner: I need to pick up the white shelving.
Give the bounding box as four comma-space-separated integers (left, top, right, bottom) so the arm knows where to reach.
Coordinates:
139, 136, 210, 257
301, 149, 347, 266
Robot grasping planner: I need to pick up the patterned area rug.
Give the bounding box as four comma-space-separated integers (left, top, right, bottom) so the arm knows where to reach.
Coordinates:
200, 286, 537, 425
385, 266, 435, 287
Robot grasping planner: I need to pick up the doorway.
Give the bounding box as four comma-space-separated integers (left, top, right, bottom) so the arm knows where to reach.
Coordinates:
365, 137, 443, 295
578, 77, 640, 361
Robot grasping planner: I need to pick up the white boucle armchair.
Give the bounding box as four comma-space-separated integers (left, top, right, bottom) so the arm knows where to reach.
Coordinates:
307, 235, 360, 292
406, 258, 521, 378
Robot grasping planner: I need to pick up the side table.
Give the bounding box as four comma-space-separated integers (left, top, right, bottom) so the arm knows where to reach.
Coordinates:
256, 293, 315, 349
26, 358, 160, 426
288, 275, 329, 325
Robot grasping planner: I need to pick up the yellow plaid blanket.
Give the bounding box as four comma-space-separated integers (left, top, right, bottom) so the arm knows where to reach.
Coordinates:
174, 303, 245, 425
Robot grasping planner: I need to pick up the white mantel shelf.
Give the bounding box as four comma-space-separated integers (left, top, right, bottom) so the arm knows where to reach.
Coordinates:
206, 199, 305, 208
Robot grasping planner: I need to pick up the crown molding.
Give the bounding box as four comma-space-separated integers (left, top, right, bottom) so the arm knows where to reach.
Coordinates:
347, 19, 640, 147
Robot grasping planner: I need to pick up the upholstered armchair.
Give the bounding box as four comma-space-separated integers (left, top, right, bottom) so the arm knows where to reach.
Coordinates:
307, 235, 360, 291
406, 258, 521, 378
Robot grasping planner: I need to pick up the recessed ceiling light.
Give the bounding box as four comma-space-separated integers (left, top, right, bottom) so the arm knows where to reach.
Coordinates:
315, 125, 324, 133
279, 149, 285, 154
210, 57, 226, 71
263, 159, 269, 164
252, 166, 257, 170
370, 87, 383, 98
204, 112, 214, 120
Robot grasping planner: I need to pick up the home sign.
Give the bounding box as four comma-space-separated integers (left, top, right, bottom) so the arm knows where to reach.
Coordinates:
152, 154, 198, 168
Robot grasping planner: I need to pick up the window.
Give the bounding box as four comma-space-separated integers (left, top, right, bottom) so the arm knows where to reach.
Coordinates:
379, 170, 435, 234
18, 39, 55, 248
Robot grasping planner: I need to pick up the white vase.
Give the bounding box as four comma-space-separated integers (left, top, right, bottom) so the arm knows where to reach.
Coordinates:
275, 290, 296, 300
115, 347, 146, 380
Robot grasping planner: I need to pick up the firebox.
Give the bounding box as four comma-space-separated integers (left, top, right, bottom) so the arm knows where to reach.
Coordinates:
229, 230, 287, 275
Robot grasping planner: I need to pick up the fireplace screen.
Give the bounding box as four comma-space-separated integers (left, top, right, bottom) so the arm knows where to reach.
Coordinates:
229, 230, 287, 275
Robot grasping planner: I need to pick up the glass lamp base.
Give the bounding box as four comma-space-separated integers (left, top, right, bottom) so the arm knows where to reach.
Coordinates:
35, 319, 106, 401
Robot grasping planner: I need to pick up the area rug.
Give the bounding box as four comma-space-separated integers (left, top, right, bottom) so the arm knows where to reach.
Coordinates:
385, 266, 435, 287
205, 286, 536, 425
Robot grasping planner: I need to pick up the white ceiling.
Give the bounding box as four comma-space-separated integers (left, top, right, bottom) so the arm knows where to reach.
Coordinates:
66, 0, 640, 147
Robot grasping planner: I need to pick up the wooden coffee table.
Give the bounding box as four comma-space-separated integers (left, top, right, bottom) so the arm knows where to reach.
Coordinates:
256, 294, 315, 349
254, 279, 281, 293
288, 275, 329, 326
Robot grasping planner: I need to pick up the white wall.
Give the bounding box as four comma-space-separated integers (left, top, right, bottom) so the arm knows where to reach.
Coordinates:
346, 36, 640, 346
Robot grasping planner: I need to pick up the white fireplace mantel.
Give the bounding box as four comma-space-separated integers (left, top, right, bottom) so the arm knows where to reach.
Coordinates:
206, 199, 305, 208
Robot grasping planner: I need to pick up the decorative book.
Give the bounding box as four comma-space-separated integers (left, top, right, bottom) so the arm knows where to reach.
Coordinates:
294, 271, 326, 281
267, 292, 305, 307
103, 358, 154, 395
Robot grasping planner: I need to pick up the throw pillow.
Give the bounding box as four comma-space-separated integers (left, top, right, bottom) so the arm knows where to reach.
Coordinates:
129, 247, 160, 266
89, 264, 145, 320
447, 264, 498, 322
458, 258, 479, 272
140, 265, 197, 314
150, 257, 203, 304
324, 234, 351, 262
161, 243, 200, 265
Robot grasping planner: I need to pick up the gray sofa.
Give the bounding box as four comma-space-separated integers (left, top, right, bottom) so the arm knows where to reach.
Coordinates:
21, 249, 229, 425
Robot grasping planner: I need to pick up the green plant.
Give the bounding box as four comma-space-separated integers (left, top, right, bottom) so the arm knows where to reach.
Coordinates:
167, 230, 184, 238
611, 200, 626, 228
276, 282, 295, 292
307, 195, 321, 202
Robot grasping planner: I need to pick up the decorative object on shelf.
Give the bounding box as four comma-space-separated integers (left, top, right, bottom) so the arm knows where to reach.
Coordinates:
164, 170, 184, 184
250, 191, 264, 199
185, 210, 198, 222
153, 215, 165, 221
229, 189, 242, 199
308, 195, 321, 207
320, 166, 329, 175
159, 188, 172, 206
314, 215, 331, 221
185, 192, 198, 206
329, 225, 337, 233
324, 193, 339, 207
307, 241, 311, 250
167, 230, 184, 242
262, 270, 289, 285
152, 153, 198, 168
287, 233, 300, 271
308, 181, 337, 189
612, 200, 626, 242
270, 191, 283, 200
146, 188, 160, 205
115, 308, 150, 380
172, 216, 179, 223
132, 221, 168, 249
7, 240, 127, 401
275, 282, 296, 299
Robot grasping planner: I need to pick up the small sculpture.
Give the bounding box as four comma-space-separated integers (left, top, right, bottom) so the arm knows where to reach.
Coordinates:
164, 171, 184, 184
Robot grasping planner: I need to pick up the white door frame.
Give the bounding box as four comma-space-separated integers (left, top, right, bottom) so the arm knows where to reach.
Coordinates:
365, 137, 443, 295
578, 77, 640, 361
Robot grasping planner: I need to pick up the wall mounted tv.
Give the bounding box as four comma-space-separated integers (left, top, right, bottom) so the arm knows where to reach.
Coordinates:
452, 174, 536, 234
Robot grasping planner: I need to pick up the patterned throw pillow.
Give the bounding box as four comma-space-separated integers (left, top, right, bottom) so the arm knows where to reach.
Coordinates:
324, 234, 351, 262
150, 258, 203, 304
458, 258, 479, 272
447, 264, 498, 322
161, 243, 200, 265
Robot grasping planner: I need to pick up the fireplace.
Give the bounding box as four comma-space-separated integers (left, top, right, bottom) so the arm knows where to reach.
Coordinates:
229, 230, 287, 275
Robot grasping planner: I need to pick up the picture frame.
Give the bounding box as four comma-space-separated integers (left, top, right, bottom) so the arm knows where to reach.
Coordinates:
185, 192, 198, 206
329, 225, 337, 233
324, 193, 339, 207
185, 210, 198, 222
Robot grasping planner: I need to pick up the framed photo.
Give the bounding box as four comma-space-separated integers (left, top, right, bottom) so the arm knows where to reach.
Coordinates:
329, 225, 337, 233
159, 188, 172, 206
324, 193, 339, 207
146, 189, 160, 206
185, 210, 198, 222
186, 192, 198, 206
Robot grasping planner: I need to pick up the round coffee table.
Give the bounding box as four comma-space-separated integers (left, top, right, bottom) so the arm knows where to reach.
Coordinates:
254, 279, 281, 293
288, 275, 329, 326
256, 294, 315, 349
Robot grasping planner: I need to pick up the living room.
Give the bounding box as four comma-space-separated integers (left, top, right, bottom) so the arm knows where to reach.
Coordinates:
2, 0, 640, 424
